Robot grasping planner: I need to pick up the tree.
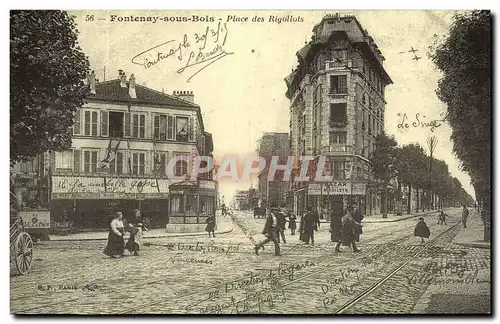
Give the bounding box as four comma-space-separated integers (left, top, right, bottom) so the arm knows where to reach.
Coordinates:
10, 10, 90, 164
430, 10, 491, 241
370, 133, 398, 218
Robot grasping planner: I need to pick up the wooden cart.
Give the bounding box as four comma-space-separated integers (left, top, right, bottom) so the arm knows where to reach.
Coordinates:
10, 194, 34, 275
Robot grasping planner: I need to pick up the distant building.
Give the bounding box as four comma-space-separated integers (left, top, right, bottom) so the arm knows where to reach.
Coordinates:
285, 14, 393, 217
257, 132, 290, 208
234, 190, 250, 210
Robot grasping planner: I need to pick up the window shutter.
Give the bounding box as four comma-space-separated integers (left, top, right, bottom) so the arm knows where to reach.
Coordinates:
153, 115, 160, 140
73, 110, 81, 135
188, 117, 194, 142
101, 111, 108, 137
139, 114, 145, 139
73, 150, 81, 172
84, 111, 91, 135
124, 112, 131, 137
91, 111, 98, 136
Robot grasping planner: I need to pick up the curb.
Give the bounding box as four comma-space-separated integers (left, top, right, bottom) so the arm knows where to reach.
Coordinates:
47, 222, 234, 242
453, 241, 490, 249
318, 209, 446, 224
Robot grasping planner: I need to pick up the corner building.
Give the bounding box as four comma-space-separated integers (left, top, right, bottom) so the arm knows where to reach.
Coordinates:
49, 72, 216, 233
285, 14, 393, 217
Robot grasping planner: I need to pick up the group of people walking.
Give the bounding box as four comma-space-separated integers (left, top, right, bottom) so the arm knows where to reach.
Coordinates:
103, 209, 148, 258
254, 203, 365, 257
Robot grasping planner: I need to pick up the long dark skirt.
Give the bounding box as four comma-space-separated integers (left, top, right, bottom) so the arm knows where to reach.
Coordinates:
289, 220, 297, 230
104, 230, 124, 256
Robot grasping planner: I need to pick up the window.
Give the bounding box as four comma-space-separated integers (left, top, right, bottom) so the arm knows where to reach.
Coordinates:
330, 131, 347, 145
331, 161, 346, 179
176, 116, 189, 142
313, 85, 322, 105
109, 112, 124, 138
74, 150, 81, 172
73, 110, 81, 135
124, 112, 131, 137
131, 113, 146, 139
101, 111, 108, 137
186, 195, 197, 213
154, 115, 168, 141
330, 75, 347, 94
84, 111, 90, 135
109, 152, 124, 174
167, 116, 175, 140
132, 152, 146, 175
139, 115, 145, 138
368, 114, 372, 134
189, 117, 194, 142
91, 111, 98, 136
174, 153, 189, 176
170, 195, 184, 213
83, 111, 98, 136
55, 150, 72, 170
330, 103, 347, 124
83, 150, 98, 173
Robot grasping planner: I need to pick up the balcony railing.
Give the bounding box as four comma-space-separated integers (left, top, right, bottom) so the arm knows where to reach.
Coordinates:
322, 145, 353, 155
325, 60, 352, 71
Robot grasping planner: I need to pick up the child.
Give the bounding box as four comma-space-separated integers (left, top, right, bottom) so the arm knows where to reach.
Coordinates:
205, 214, 216, 238
288, 214, 297, 235
437, 210, 448, 225
414, 217, 430, 243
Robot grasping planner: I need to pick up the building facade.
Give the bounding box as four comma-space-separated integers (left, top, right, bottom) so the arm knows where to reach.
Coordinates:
48, 71, 216, 232
285, 14, 393, 217
257, 132, 290, 208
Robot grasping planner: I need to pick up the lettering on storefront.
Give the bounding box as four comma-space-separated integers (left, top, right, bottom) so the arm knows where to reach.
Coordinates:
19, 211, 51, 228
308, 182, 366, 195
52, 176, 170, 199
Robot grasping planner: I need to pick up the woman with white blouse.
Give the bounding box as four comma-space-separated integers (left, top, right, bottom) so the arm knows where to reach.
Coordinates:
103, 211, 125, 258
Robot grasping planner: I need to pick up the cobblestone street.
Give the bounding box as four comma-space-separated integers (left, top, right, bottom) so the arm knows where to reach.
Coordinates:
10, 208, 490, 314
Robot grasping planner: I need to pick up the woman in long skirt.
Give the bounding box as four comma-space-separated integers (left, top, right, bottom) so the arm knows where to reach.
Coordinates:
288, 215, 297, 235
125, 209, 147, 256
205, 214, 216, 238
103, 211, 125, 258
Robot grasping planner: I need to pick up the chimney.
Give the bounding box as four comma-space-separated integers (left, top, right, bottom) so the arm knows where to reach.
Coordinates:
128, 74, 137, 99
172, 90, 194, 103
119, 70, 127, 88
88, 70, 96, 95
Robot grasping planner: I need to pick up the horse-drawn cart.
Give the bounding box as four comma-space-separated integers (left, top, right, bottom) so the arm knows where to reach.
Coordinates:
10, 196, 34, 275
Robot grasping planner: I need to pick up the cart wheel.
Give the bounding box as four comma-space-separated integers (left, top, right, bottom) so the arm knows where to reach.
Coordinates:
15, 232, 33, 275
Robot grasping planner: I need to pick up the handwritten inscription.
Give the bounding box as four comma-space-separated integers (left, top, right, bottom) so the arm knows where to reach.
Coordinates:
397, 113, 445, 132
407, 269, 487, 286
132, 22, 234, 82
185, 260, 315, 314
162, 241, 241, 255
169, 253, 213, 265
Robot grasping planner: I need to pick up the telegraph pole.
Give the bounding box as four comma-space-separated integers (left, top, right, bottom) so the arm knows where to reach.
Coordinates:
426, 135, 438, 210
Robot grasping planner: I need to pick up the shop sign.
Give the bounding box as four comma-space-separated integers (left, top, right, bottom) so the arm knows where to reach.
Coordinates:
199, 179, 216, 190
52, 176, 170, 196
19, 211, 50, 228
51, 192, 168, 200
308, 182, 366, 195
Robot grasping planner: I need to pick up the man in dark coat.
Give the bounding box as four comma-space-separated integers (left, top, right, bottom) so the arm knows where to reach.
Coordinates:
352, 202, 364, 242
301, 207, 320, 244
276, 209, 287, 244
462, 205, 469, 228
335, 207, 361, 252
255, 208, 281, 256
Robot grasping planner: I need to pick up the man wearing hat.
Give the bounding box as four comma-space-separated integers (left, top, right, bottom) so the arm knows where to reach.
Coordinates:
255, 208, 281, 256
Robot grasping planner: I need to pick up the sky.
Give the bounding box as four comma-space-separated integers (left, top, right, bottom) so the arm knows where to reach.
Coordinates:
69, 10, 474, 203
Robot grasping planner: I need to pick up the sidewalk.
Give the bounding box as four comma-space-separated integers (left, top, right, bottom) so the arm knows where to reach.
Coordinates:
452, 209, 490, 249
48, 213, 233, 241
318, 208, 453, 223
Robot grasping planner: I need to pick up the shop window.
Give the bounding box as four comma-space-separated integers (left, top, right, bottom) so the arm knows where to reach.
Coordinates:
186, 195, 197, 213
330, 160, 346, 179
200, 196, 214, 215
170, 195, 184, 213
109, 112, 124, 138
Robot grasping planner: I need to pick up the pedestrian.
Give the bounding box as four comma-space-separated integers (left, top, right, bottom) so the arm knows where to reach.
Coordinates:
103, 211, 125, 258
125, 209, 148, 256
352, 202, 364, 242
288, 214, 297, 235
335, 207, 362, 252
414, 217, 430, 243
205, 214, 216, 238
276, 208, 287, 243
437, 210, 448, 225
255, 208, 281, 256
330, 209, 342, 244
301, 206, 320, 245
462, 205, 470, 228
